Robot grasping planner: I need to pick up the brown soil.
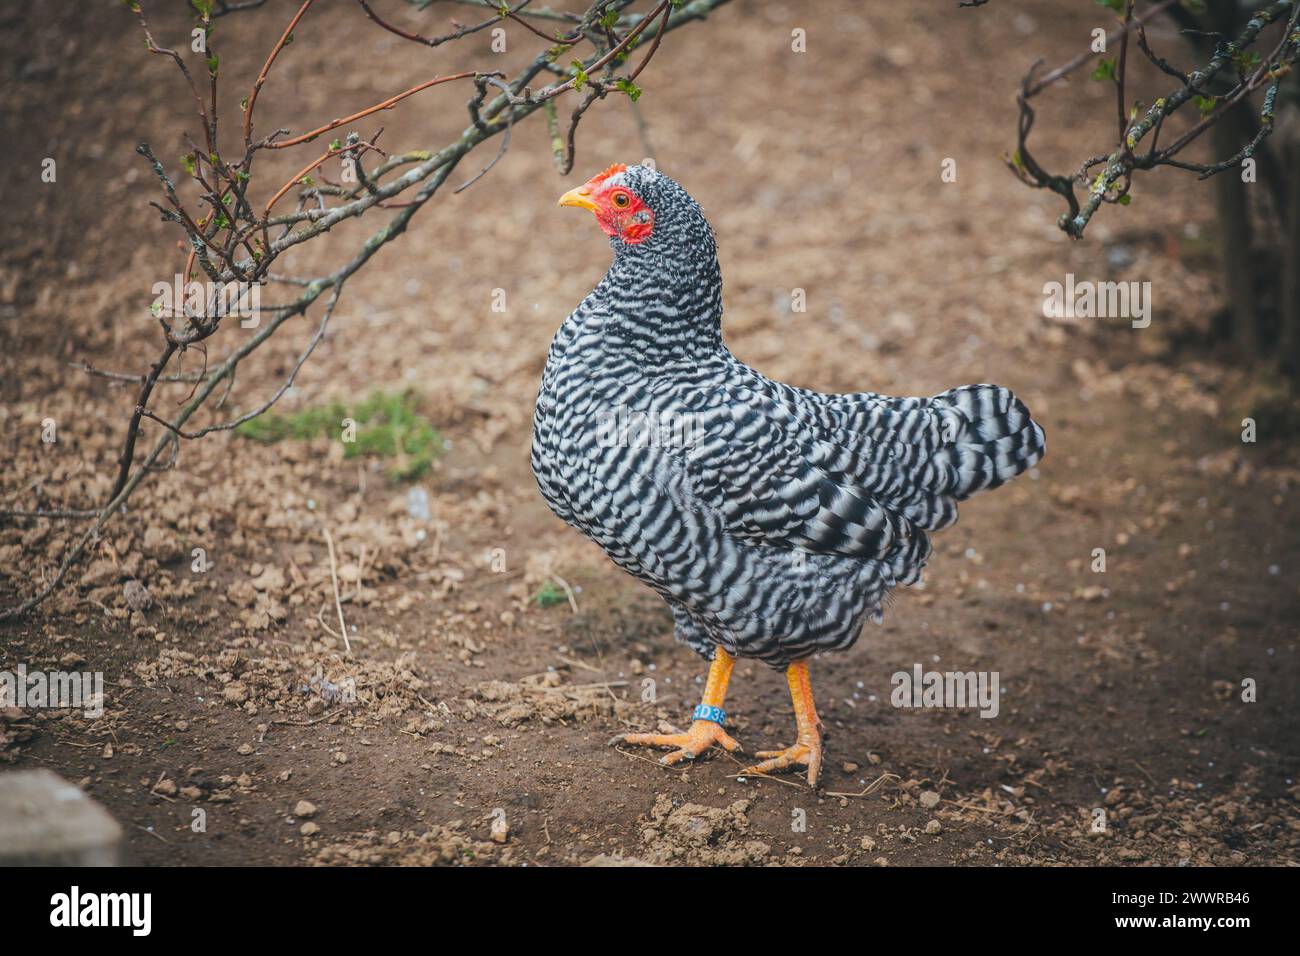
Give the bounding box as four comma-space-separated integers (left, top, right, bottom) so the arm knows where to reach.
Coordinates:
1, 0, 1297, 866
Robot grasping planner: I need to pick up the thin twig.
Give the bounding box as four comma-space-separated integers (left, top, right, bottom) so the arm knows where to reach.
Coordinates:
323, 527, 352, 656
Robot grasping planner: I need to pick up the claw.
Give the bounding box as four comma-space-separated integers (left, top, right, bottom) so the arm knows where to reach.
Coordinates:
612, 719, 742, 768
743, 737, 822, 787
739, 659, 823, 787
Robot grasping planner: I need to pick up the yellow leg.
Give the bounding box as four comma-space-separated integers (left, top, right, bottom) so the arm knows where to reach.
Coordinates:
742, 659, 824, 787
610, 648, 742, 766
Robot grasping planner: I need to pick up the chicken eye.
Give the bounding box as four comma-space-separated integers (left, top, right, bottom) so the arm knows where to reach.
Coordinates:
612, 192, 630, 208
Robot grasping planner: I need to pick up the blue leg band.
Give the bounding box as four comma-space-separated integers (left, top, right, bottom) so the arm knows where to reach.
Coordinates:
692, 704, 726, 725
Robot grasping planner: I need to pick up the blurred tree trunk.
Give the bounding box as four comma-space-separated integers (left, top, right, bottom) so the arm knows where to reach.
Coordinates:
1198, 1, 1262, 359
1279, 121, 1300, 377
1211, 109, 1260, 358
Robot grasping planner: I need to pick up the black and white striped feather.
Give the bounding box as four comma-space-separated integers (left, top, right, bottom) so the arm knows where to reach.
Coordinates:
532, 166, 1045, 666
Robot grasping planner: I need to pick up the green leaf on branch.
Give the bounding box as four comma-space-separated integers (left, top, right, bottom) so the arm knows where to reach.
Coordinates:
1233, 50, 1261, 73
1194, 94, 1217, 116
570, 60, 587, 90
615, 78, 642, 102
1091, 57, 1117, 83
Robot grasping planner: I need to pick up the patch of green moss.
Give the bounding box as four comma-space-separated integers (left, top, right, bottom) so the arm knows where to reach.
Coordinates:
236, 390, 442, 481
532, 581, 568, 609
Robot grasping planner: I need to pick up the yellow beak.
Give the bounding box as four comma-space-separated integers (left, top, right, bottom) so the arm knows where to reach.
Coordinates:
558, 185, 599, 213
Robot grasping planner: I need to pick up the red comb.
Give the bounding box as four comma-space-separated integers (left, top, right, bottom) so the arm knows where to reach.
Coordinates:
590, 163, 628, 183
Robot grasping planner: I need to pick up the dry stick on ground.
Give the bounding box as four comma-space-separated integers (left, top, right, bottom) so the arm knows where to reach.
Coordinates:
999, 0, 1300, 238
824, 772, 902, 800
0, 0, 734, 621
323, 528, 352, 656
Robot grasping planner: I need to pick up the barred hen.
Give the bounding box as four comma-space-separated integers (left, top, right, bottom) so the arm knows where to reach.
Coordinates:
533, 164, 1045, 785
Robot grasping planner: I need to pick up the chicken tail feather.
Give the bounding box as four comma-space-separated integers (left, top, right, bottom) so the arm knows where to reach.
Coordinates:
930, 384, 1046, 500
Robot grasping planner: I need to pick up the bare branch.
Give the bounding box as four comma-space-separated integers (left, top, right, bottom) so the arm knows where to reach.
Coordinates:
1, 0, 733, 620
